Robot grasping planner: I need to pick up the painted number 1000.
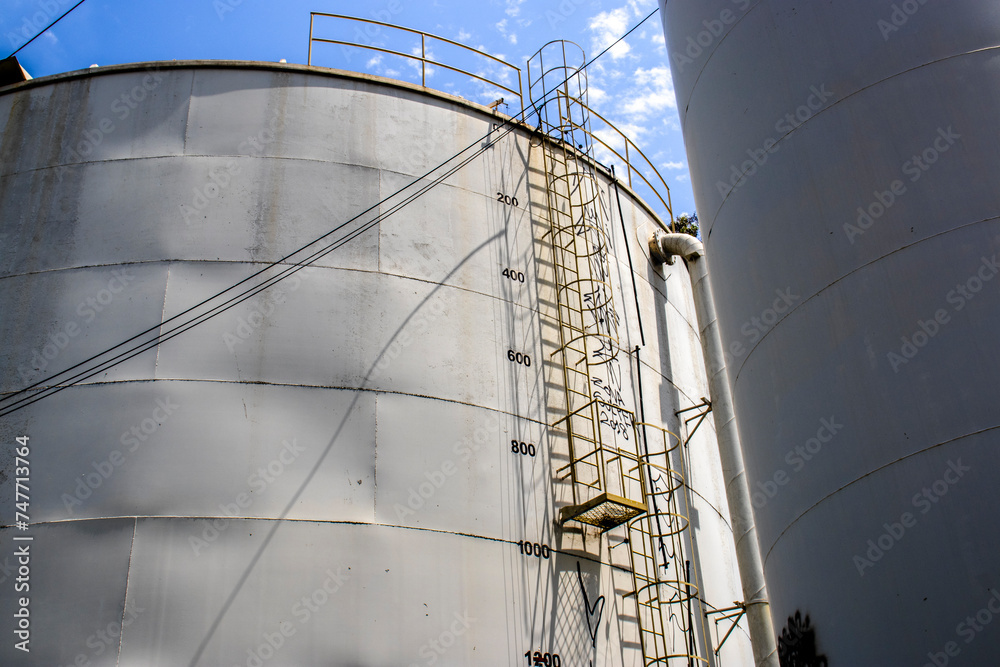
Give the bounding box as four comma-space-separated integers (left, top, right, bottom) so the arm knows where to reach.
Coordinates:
517, 541, 551, 559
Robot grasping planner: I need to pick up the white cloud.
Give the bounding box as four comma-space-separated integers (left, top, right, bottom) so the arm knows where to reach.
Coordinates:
621, 66, 676, 118
588, 86, 608, 106
628, 0, 657, 16
662, 161, 685, 170
675, 174, 690, 183
495, 18, 517, 45
505, 0, 526, 17
589, 7, 632, 60
458, 29, 472, 42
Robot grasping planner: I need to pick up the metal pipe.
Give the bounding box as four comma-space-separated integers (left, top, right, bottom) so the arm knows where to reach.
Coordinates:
648, 231, 779, 667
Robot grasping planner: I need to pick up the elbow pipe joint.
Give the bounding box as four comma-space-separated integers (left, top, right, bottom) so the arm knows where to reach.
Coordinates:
649, 230, 703, 265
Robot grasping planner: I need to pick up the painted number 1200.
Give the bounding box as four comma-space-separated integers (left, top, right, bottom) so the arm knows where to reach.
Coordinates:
525, 651, 561, 666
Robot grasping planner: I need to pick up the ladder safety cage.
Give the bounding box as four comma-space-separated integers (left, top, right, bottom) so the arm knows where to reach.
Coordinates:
532, 39, 703, 666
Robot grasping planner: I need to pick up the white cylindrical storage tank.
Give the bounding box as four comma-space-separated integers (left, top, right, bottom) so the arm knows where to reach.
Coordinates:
0, 60, 753, 665
661, 0, 1000, 664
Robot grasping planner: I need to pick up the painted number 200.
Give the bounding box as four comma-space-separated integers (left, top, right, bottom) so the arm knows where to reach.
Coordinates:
497, 192, 519, 207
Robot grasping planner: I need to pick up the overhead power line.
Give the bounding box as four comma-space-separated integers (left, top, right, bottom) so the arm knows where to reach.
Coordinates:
5, 0, 89, 60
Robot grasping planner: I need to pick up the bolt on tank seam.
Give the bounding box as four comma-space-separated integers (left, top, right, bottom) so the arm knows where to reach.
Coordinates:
178, 111, 286, 226
229, 566, 351, 667
50, 65, 167, 184
60, 396, 181, 515
714, 83, 834, 202
852, 458, 972, 577
15, 269, 137, 386
844, 126, 961, 245
750, 416, 844, 511
669, 0, 753, 74
188, 437, 308, 556
878, 0, 937, 42
920, 588, 1000, 667
885, 252, 999, 373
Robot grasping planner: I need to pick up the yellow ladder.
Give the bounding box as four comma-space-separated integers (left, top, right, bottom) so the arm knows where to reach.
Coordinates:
627, 425, 708, 666
541, 135, 645, 531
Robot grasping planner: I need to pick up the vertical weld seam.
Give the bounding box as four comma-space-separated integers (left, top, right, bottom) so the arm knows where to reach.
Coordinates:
116, 517, 139, 667
154, 266, 172, 374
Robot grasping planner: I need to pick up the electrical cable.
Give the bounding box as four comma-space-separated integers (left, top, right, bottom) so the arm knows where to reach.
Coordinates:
0, 7, 661, 417
4, 0, 89, 60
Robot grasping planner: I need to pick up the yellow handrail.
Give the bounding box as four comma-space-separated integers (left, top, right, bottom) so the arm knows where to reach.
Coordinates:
308, 13, 523, 111
555, 91, 675, 231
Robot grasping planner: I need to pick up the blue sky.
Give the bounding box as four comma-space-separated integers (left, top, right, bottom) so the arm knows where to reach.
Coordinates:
1, 0, 694, 219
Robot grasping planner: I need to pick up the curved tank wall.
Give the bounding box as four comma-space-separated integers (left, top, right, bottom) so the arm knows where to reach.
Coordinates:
661, 0, 1000, 663
0, 62, 753, 665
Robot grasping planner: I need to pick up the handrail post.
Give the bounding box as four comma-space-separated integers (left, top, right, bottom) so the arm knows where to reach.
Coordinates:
421, 33, 426, 87
308, 13, 315, 66
625, 140, 632, 188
